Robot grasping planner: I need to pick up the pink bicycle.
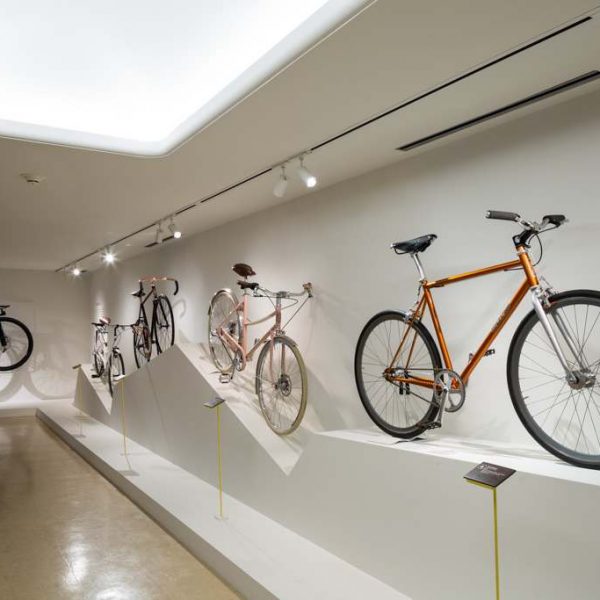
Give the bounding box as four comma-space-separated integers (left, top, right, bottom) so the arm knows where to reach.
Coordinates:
208, 263, 313, 434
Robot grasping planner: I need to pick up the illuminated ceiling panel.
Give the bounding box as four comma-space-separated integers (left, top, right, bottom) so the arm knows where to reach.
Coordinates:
0, 0, 365, 154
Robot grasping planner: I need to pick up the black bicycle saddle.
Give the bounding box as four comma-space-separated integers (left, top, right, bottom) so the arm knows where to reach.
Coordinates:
391, 234, 437, 254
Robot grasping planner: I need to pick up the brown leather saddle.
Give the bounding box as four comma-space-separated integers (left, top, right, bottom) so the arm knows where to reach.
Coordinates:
232, 263, 259, 290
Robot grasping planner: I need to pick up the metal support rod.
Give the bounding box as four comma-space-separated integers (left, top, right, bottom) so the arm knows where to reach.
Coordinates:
217, 404, 224, 519
120, 379, 128, 456
466, 480, 502, 599
493, 487, 500, 600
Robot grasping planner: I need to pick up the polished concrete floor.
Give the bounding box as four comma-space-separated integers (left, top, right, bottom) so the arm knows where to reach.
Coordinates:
0, 416, 241, 599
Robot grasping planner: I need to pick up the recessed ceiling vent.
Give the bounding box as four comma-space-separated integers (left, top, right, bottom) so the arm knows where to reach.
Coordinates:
398, 70, 600, 152
20, 173, 46, 185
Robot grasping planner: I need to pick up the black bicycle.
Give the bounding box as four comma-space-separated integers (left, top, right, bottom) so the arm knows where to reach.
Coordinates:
92, 317, 125, 397
131, 276, 178, 367
0, 305, 33, 371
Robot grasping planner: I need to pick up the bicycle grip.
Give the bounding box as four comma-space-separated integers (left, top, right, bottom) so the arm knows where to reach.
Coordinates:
486, 210, 520, 222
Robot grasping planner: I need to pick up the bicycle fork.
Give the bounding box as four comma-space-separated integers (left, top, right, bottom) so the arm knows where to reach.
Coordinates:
530, 287, 592, 387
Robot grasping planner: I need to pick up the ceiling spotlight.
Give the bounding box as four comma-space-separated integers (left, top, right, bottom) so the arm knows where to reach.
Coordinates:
102, 247, 115, 264
273, 165, 288, 198
297, 156, 317, 188
146, 222, 163, 248
72, 265, 81, 277
168, 216, 182, 239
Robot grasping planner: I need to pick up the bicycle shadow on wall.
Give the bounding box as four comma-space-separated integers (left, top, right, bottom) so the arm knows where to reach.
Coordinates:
0, 319, 80, 405
172, 296, 187, 341
303, 285, 368, 431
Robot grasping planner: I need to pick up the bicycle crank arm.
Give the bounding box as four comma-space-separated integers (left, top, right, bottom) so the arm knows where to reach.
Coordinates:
433, 383, 449, 427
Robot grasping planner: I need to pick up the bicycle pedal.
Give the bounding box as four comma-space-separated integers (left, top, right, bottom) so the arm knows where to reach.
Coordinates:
424, 421, 442, 430
91, 374, 100, 379
219, 373, 232, 384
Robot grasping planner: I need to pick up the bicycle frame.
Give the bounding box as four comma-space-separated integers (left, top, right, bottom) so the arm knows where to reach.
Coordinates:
137, 287, 156, 322
389, 245, 539, 389
217, 292, 283, 371
135, 276, 178, 332
94, 324, 123, 364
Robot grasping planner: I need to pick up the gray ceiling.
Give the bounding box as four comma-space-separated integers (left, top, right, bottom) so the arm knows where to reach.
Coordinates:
1, 0, 599, 271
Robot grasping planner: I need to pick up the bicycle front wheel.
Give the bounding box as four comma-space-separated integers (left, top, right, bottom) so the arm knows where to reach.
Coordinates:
108, 351, 125, 397
208, 290, 240, 376
0, 317, 33, 371
256, 336, 307, 435
154, 295, 175, 353
355, 310, 441, 438
508, 291, 600, 469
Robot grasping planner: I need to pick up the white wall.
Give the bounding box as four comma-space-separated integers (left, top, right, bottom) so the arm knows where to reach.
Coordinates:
89, 89, 600, 448
0, 269, 90, 414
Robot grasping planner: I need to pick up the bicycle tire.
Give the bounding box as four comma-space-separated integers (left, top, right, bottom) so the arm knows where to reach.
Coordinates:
108, 350, 125, 397
93, 330, 104, 377
508, 290, 600, 469
0, 317, 33, 371
208, 289, 241, 376
255, 335, 307, 435
153, 295, 175, 354
355, 310, 441, 438
133, 311, 152, 368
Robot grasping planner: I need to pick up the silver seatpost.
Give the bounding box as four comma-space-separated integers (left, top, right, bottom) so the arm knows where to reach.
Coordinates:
411, 253, 426, 282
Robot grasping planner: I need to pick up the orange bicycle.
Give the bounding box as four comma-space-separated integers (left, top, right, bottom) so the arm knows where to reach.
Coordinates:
355, 211, 600, 469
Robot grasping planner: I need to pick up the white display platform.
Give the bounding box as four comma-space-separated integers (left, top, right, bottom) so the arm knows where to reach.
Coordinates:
44, 343, 600, 600
38, 401, 408, 600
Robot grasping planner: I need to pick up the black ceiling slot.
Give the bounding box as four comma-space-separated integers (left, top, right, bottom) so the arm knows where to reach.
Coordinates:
311, 16, 592, 152
397, 70, 600, 151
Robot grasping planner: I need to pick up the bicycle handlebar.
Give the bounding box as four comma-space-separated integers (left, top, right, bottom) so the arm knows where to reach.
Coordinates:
487, 210, 567, 232
486, 210, 520, 222
92, 322, 128, 332
255, 282, 313, 299
138, 276, 179, 296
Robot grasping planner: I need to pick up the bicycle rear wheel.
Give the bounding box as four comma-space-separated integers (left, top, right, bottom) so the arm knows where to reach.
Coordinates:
154, 295, 175, 353
93, 330, 105, 376
508, 291, 600, 468
0, 317, 33, 371
208, 290, 240, 376
108, 351, 125, 397
133, 318, 152, 368
255, 336, 307, 435
354, 310, 441, 438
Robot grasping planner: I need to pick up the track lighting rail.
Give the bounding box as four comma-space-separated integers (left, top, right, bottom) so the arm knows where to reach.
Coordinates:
55, 13, 595, 273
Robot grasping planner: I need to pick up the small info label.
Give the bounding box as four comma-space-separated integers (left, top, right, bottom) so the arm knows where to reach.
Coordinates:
464, 462, 516, 488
